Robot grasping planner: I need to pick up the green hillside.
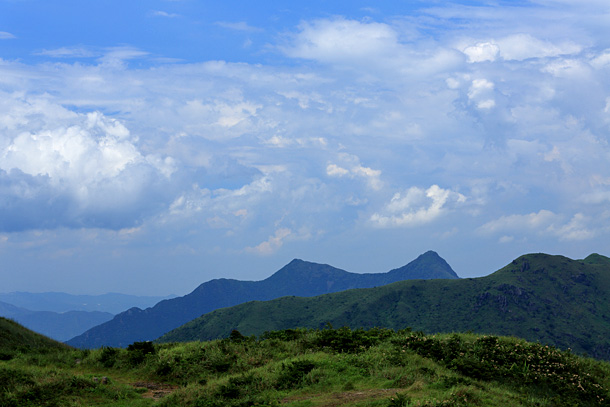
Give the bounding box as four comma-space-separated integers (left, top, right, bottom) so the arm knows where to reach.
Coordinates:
157, 253, 610, 359
0, 317, 70, 356
68, 251, 457, 348
2, 317, 610, 406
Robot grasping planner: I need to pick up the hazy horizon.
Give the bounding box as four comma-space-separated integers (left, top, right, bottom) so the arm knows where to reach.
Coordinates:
1, 1, 609, 296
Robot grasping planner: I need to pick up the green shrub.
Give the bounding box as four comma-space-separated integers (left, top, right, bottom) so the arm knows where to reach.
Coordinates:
311, 326, 393, 353
99, 346, 119, 368
261, 328, 305, 342
276, 360, 316, 390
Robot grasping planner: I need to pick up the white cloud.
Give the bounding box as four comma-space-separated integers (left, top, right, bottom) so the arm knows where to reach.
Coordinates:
326, 154, 382, 190
216, 21, 262, 32
326, 164, 349, 177
169, 175, 272, 217
245, 228, 292, 255
0, 31, 16, 40
97, 46, 149, 68
0, 93, 175, 231
370, 185, 466, 228
550, 213, 596, 241
496, 34, 581, 61
283, 18, 400, 63
478, 210, 558, 234
468, 78, 496, 110
461, 34, 581, 63
542, 58, 590, 77
478, 210, 596, 241
498, 235, 514, 243
590, 49, 610, 69
463, 42, 499, 63
36, 47, 96, 58
150, 10, 180, 18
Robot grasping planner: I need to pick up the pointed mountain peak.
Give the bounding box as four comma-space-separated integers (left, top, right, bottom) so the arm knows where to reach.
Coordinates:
417, 250, 442, 260
388, 251, 459, 279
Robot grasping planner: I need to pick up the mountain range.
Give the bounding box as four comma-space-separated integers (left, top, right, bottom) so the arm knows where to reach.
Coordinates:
0, 291, 174, 314
0, 301, 113, 342
157, 253, 610, 360
67, 250, 458, 348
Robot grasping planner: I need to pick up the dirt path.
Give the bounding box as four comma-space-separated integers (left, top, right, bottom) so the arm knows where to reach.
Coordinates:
282, 388, 402, 406
132, 381, 179, 399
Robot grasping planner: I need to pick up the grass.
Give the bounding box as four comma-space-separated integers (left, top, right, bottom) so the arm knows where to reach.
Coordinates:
2, 324, 610, 406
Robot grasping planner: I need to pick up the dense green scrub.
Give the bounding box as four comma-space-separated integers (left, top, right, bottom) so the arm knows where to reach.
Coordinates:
1, 324, 610, 406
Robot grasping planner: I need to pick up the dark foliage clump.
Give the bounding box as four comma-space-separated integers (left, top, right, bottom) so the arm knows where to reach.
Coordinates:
310, 326, 394, 353
261, 328, 305, 342
99, 346, 119, 368
276, 360, 316, 390
127, 341, 156, 366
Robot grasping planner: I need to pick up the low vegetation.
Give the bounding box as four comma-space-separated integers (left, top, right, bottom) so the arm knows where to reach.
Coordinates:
2, 318, 610, 406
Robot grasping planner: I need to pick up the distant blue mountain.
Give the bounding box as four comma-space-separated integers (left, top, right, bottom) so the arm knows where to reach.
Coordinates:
0, 292, 176, 314
67, 251, 458, 348
0, 301, 113, 342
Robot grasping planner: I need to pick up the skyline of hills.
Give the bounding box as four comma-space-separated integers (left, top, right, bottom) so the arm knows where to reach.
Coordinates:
0, 301, 113, 342
67, 250, 458, 348
158, 252, 610, 360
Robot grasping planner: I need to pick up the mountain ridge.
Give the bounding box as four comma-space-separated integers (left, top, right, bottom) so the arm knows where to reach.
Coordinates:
67, 250, 458, 348
0, 301, 113, 342
157, 252, 610, 360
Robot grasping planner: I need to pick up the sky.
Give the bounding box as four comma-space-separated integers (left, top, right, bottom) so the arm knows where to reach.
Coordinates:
1, 0, 610, 296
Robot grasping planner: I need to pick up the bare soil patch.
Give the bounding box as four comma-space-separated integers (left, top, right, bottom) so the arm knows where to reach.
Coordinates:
132, 381, 179, 399
282, 388, 402, 406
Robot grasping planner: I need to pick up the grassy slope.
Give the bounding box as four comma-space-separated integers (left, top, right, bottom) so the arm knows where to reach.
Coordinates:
0, 316, 70, 355
158, 253, 610, 359
2, 323, 610, 406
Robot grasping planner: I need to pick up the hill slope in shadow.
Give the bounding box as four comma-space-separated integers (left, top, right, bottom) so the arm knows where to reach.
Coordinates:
68, 250, 457, 348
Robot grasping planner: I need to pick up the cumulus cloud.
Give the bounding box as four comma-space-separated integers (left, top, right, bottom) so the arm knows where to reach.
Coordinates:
461, 34, 581, 63
326, 154, 382, 190
285, 18, 400, 63
463, 42, 500, 63
0, 93, 175, 231
370, 185, 466, 228
468, 78, 496, 110
478, 210, 596, 241
496, 34, 581, 61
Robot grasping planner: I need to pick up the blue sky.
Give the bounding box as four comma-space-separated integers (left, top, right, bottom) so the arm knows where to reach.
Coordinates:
2, 0, 610, 295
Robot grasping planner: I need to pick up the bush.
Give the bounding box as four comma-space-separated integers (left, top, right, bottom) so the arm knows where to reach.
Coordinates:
276, 360, 316, 390
311, 326, 393, 353
99, 347, 119, 368
126, 341, 156, 366
261, 329, 305, 342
